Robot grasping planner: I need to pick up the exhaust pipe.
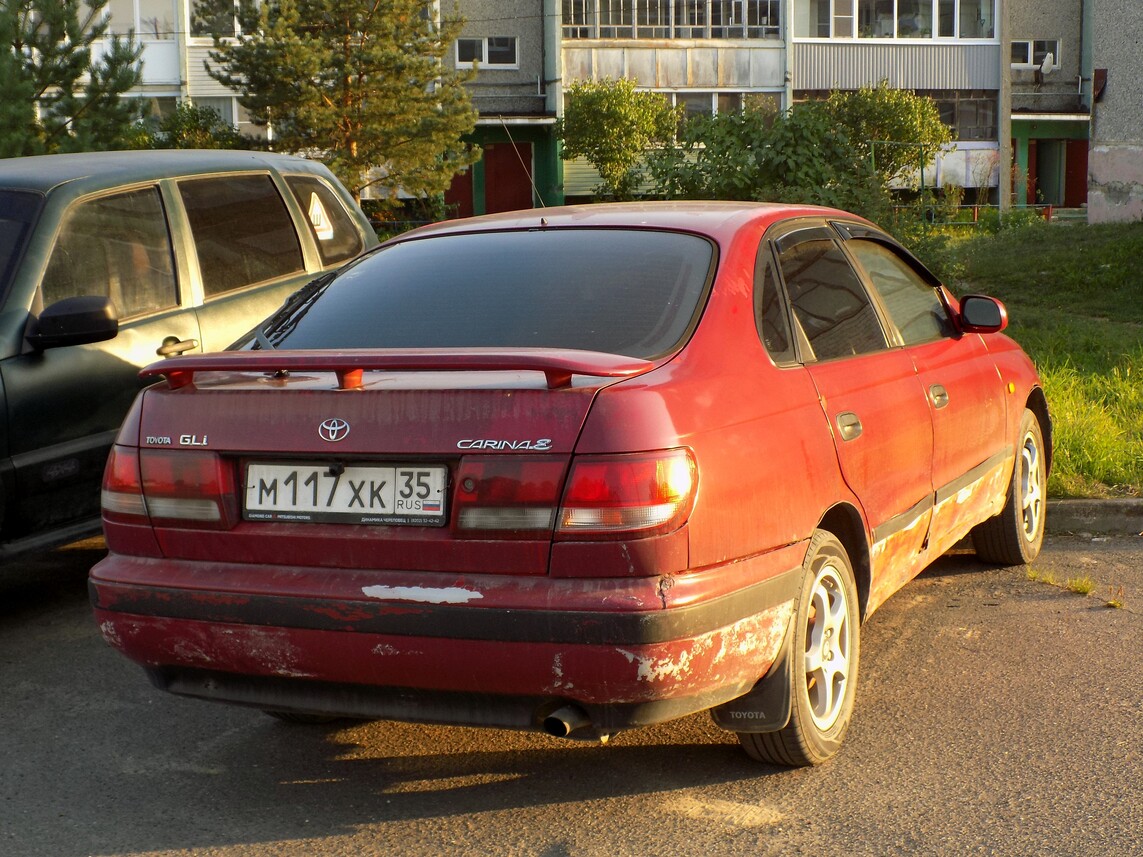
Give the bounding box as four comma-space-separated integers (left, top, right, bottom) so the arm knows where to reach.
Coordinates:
542, 704, 591, 738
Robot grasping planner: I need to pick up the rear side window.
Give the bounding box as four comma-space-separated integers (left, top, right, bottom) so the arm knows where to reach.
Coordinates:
284, 175, 364, 267
41, 187, 178, 317
846, 239, 953, 344
776, 230, 887, 361
753, 242, 795, 364
264, 228, 715, 359
179, 175, 304, 297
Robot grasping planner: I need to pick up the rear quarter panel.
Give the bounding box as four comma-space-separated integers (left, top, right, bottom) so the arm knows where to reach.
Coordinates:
576, 218, 854, 572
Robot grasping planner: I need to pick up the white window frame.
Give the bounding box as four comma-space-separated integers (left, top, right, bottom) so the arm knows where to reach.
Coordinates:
803, 0, 996, 41
455, 36, 520, 70
563, 1, 782, 40
1011, 39, 1060, 70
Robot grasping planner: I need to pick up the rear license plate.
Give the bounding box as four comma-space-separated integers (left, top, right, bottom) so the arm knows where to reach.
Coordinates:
243, 462, 448, 526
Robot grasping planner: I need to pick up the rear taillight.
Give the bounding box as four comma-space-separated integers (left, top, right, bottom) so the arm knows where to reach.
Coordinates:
453, 449, 697, 540
556, 449, 696, 538
454, 456, 566, 536
101, 445, 237, 529
101, 445, 146, 521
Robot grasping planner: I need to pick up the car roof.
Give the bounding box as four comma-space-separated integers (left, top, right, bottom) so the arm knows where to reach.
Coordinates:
392, 201, 871, 244
0, 149, 332, 195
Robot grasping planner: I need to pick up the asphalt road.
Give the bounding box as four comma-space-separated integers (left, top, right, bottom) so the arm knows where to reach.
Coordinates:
1, 535, 1140, 857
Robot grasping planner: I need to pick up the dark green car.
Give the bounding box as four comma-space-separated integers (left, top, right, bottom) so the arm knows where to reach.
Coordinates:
0, 150, 377, 559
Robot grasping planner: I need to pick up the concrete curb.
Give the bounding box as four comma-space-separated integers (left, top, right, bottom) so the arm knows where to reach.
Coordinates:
1047, 499, 1143, 536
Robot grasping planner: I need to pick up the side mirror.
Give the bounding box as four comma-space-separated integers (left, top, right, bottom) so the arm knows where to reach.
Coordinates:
27, 295, 119, 351
959, 294, 1008, 334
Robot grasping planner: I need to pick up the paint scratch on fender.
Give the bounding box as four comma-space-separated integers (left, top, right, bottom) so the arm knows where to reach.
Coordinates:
361, 585, 483, 604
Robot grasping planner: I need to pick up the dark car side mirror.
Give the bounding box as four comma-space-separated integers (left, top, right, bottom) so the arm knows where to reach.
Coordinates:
27, 295, 119, 351
959, 294, 1008, 334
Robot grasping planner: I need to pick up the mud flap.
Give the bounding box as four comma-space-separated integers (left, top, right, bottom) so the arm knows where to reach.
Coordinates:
708, 619, 793, 734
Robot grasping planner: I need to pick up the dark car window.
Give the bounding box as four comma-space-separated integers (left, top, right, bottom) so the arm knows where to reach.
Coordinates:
846, 239, 953, 345
262, 228, 715, 359
753, 241, 796, 364
284, 175, 364, 266
41, 187, 178, 317
179, 174, 304, 297
0, 190, 41, 299
776, 230, 888, 361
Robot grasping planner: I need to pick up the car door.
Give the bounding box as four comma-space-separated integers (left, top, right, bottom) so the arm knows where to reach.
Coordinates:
772, 224, 936, 612
178, 173, 360, 353
841, 233, 1010, 555
4, 184, 200, 535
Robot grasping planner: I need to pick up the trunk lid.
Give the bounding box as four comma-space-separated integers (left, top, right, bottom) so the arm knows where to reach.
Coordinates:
125, 349, 652, 575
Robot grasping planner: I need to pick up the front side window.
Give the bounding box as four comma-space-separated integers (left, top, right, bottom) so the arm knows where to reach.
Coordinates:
258, 228, 715, 360
284, 176, 365, 267
179, 174, 304, 297
845, 239, 952, 344
41, 187, 178, 317
775, 228, 887, 361
0, 191, 41, 300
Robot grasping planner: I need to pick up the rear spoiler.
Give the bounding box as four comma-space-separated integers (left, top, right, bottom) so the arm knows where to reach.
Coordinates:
139, 348, 656, 391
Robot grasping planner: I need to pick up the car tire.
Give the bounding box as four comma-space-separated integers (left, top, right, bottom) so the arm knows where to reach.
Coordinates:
971, 408, 1046, 566
738, 529, 860, 767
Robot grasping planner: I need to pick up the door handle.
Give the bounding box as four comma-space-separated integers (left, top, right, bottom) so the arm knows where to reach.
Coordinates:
157, 337, 199, 357
929, 384, 950, 409
836, 411, 863, 442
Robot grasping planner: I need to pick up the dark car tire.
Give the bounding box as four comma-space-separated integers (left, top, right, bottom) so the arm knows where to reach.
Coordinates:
738, 530, 860, 767
971, 408, 1047, 566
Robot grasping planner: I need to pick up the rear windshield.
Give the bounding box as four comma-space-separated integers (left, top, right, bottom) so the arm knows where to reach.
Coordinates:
0, 190, 42, 297
262, 228, 716, 359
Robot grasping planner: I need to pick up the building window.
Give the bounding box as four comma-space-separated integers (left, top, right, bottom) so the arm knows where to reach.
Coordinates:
928, 90, 996, 141
456, 36, 519, 68
190, 0, 240, 38
1011, 39, 1059, 69
105, 0, 176, 40
664, 90, 781, 118
801, 0, 995, 40
564, 1, 781, 39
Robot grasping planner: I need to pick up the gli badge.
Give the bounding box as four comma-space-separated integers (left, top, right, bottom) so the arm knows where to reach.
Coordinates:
318, 418, 350, 442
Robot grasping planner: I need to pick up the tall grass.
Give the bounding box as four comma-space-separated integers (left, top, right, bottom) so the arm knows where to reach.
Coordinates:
941, 221, 1143, 498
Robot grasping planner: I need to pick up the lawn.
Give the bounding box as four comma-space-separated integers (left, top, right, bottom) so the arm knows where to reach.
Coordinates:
939, 220, 1143, 498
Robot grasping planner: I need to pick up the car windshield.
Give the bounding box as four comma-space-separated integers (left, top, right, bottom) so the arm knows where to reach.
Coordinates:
0, 191, 42, 299
257, 227, 716, 359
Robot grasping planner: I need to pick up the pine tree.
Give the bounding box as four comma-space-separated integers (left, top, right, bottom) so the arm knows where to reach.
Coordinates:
204, 0, 479, 203
0, 0, 144, 158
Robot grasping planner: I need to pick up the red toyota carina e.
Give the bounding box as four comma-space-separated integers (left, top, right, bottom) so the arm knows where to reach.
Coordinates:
90, 202, 1050, 766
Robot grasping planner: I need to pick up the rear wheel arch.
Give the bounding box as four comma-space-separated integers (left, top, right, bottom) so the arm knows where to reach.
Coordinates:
817, 503, 871, 621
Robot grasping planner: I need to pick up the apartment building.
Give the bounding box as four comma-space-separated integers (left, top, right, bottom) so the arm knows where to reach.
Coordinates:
105, 1, 1139, 221
102, 0, 262, 137
443, 1, 563, 215
1088, 0, 1143, 222
790, 1, 1004, 198
559, 1, 789, 197
1009, 0, 1089, 209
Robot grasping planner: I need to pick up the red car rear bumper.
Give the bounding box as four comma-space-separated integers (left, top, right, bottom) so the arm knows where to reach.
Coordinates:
90, 546, 804, 735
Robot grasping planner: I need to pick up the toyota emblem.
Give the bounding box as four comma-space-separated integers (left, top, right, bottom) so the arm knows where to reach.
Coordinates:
318, 418, 350, 442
